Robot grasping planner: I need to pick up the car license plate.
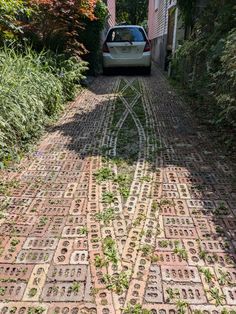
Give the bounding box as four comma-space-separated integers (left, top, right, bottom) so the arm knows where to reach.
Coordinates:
121, 47, 130, 53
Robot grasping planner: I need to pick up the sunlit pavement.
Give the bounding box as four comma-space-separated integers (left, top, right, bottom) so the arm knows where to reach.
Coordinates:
0, 66, 236, 313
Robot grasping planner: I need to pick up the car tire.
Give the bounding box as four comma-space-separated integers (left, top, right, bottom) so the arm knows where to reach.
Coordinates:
143, 66, 151, 75
103, 67, 110, 75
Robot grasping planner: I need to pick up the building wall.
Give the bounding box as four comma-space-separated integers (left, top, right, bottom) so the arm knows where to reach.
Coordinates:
102, 0, 116, 41
148, 0, 170, 68
105, 0, 116, 28
148, 0, 158, 40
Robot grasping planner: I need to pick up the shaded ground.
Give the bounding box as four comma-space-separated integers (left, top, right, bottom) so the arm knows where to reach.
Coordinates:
0, 66, 236, 313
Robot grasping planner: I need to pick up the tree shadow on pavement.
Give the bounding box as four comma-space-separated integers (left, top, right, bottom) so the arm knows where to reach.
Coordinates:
46, 67, 236, 307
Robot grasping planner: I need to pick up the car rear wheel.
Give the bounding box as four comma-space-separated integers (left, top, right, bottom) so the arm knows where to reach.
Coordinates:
143, 66, 151, 75
103, 67, 110, 75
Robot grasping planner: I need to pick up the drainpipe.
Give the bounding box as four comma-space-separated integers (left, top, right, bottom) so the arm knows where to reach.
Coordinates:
172, 7, 178, 54
168, 4, 178, 76
163, 0, 168, 70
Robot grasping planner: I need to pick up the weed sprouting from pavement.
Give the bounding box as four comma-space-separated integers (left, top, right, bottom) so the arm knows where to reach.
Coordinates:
28, 288, 37, 297
38, 216, 48, 226
175, 300, 189, 314
217, 269, 231, 286
79, 226, 88, 235
114, 174, 132, 199
27, 307, 45, 314
199, 267, 215, 284
94, 167, 114, 183
173, 245, 188, 261
95, 207, 116, 225
10, 239, 20, 246
198, 245, 208, 261
102, 192, 116, 205
70, 281, 80, 293
102, 271, 130, 295
0, 179, 19, 196
103, 236, 118, 266
139, 244, 153, 257
123, 303, 151, 314
0, 287, 6, 296
166, 287, 180, 302
94, 255, 108, 268
158, 240, 169, 248
207, 287, 226, 306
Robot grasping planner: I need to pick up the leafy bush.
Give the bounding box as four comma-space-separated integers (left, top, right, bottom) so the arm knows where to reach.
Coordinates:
171, 0, 236, 149
78, 0, 108, 74
25, 0, 98, 56
47, 54, 88, 100
210, 29, 236, 129
0, 0, 31, 43
0, 46, 87, 166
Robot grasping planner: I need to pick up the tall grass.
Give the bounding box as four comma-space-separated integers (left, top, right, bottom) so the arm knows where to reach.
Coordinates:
0, 46, 88, 166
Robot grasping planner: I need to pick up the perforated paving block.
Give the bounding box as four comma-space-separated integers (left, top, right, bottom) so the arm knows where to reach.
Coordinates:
161, 265, 201, 283
0, 302, 49, 314
154, 251, 188, 266
1, 71, 236, 311
0, 264, 33, 281
41, 282, 85, 302
144, 265, 163, 303
163, 283, 207, 304
0, 237, 26, 264
165, 226, 198, 239
47, 303, 97, 314
163, 215, 194, 227
0, 282, 26, 301
125, 279, 146, 306
23, 237, 58, 250
47, 265, 88, 282
23, 264, 49, 301
222, 287, 236, 305
62, 226, 87, 238
190, 305, 236, 313
16, 249, 54, 264
0, 224, 32, 237
132, 254, 151, 282
53, 239, 74, 264
143, 304, 187, 313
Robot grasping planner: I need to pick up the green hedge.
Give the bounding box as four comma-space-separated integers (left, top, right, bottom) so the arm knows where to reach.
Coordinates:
0, 46, 88, 166
171, 1, 236, 149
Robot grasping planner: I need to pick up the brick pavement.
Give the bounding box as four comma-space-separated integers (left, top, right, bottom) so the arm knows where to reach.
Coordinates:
0, 68, 236, 313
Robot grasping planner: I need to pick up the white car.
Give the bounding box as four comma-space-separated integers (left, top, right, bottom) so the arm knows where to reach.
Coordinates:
102, 25, 151, 74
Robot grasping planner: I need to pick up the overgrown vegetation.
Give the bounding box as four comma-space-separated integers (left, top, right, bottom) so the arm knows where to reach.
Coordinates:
0, 47, 87, 166
78, 0, 108, 74
123, 304, 151, 314
172, 0, 236, 151
116, 0, 148, 25
0, 0, 108, 166
102, 271, 130, 294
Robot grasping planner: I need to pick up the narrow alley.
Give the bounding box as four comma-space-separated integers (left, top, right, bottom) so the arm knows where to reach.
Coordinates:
0, 68, 236, 313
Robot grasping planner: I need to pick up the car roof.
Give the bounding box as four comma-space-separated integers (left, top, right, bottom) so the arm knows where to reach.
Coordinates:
110, 25, 144, 29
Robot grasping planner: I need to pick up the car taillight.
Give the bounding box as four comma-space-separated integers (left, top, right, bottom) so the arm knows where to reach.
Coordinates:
102, 42, 109, 53
144, 41, 151, 52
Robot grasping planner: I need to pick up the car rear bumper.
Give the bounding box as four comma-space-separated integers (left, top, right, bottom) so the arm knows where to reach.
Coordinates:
103, 53, 151, 68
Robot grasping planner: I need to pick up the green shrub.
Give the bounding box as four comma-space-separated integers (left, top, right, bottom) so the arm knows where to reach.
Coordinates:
78, 0, 108, 74
0, 46, 87, 166
0, 0, 31, 43
48, 54, 88, 100
171, 0, 236, 148
210, 29, 236, 129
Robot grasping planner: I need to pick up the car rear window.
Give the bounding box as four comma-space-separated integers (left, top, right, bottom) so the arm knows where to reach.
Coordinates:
106, 27, 146, 43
